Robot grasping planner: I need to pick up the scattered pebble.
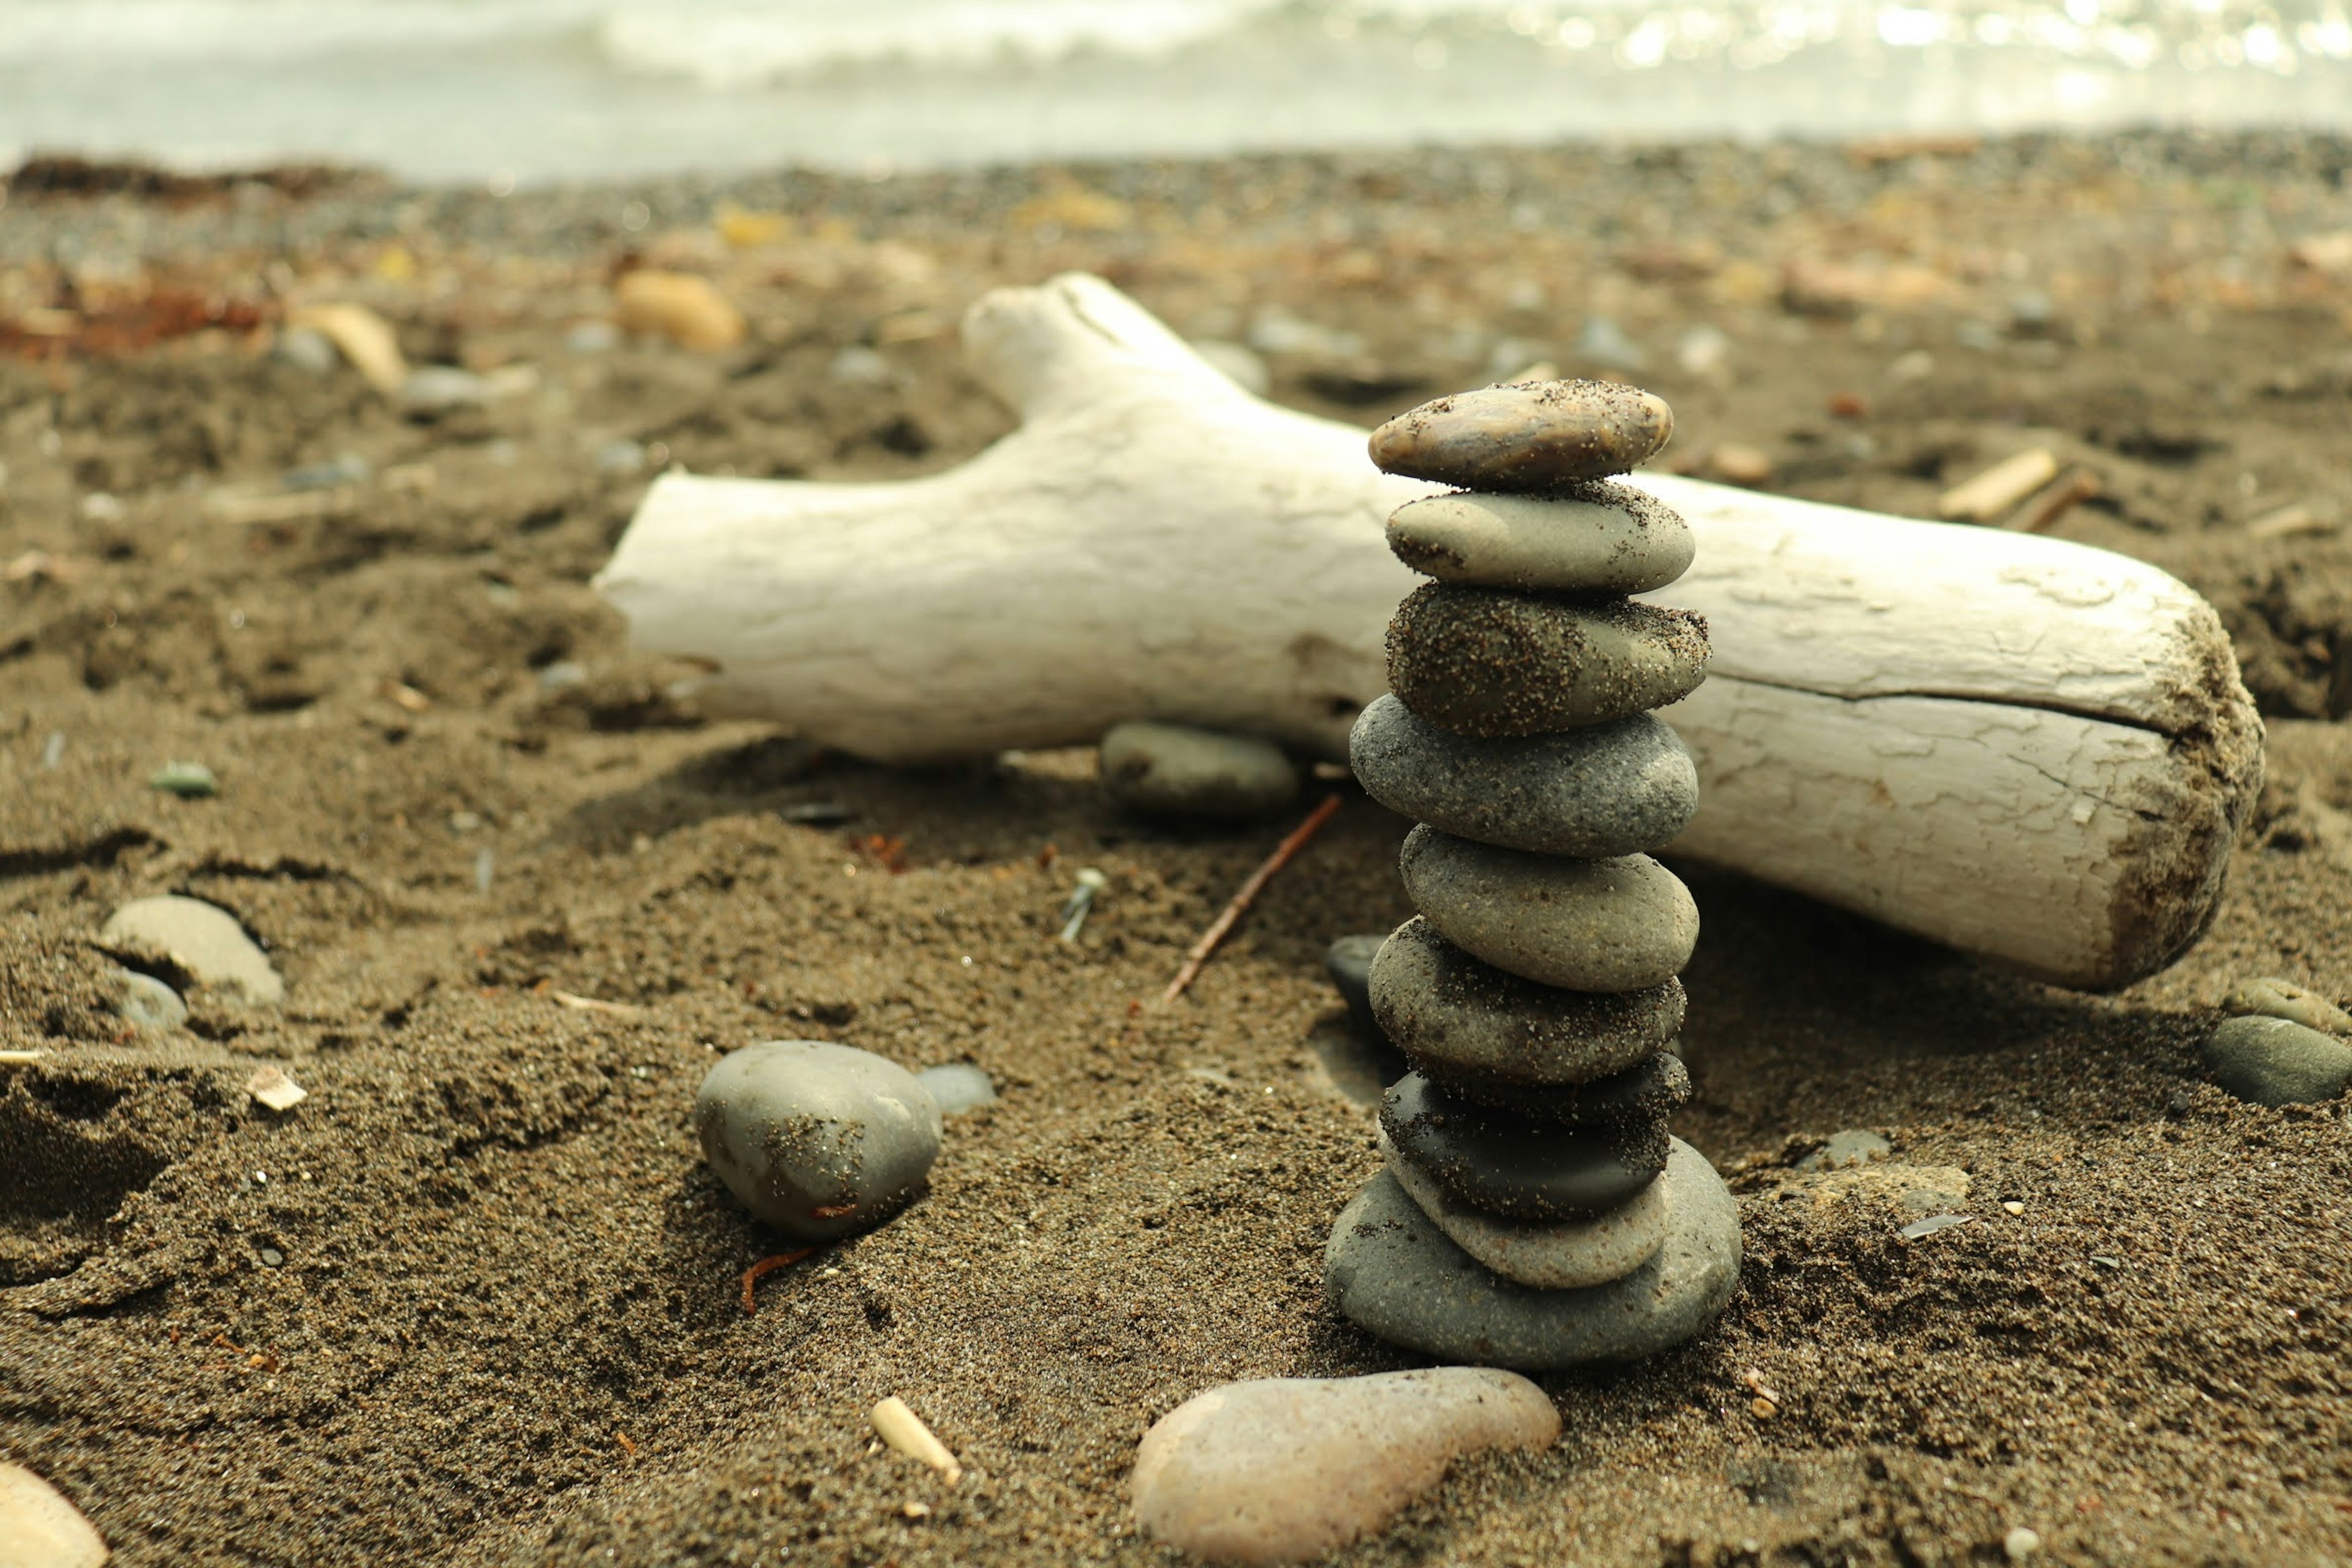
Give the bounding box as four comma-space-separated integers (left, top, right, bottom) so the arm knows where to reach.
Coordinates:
1675, 324, 1732, 379
148, 760, 218, 798
111, 966, 186, 1031
258, 1247, 285, 1267
1130, 1368, 1558, 1567
2005, 1525, 2043, 1561
100, 896, 284, 1006
271, 323, 339, 375
399, 365, 500, 415
1798, 1129, 1891, 1170
828, 344, 894, 386
288, 301, 408, 395
1399, 827, 1698, 993
0, 1461, 109, 1568
1898, 1212, 1974, 1239
1188, 338, 1270, 396
2002, 1200, 2026, 1215
1701, 442, 1774, 486
696, 1040, 943, 1240
537, 660, 589, 689
614, 269, 745, 351
282, 451, 371, 491
245, 1066, 309, 1112
1385, 481, 1693, 594
1575, 315, 1648, 371
1322, 933, 1388, 1039
1385, 585, 1708, 737
1368, 379, 1674, 491
2219, 976, 2351, 1036
1099, 722, 1299, 820
40, 731, 66, 769
915, 1062, 997, 1115
564, 319, 622, 355
1352, 698, 1697, 859
2204, 1015, 2352, 1106
79, 492, 124, 523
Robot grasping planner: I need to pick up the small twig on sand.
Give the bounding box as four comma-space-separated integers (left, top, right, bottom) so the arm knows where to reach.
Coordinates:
740, 1247, 820, 1313
2006, 466, 2101, 533
1159, 793, 1344, 1006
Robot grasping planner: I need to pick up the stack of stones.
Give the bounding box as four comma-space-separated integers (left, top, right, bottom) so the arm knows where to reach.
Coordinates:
1322, 379, 1742, 1370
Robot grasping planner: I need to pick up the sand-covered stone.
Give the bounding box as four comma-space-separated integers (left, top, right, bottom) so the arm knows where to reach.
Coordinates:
1382, 1072, 1667, 1220
2204, 1016, 2352, 1107
1383, 1129, 1668, 1289
1371, 918, 1683, 1085
1351, 696, 1697, 858
0, 1463, 108, 1568
1387, 585, 1708, 737
1325, 1139, 1739, 1370
1100, 722, 1300, 820
1368, 379, 1675, 491
696, 1040, 944, 1240
98, 895, 284, 1006
1399, 827, 1698, 993
1131, 1368, 1558, 1567
1385, 483, 1694, 592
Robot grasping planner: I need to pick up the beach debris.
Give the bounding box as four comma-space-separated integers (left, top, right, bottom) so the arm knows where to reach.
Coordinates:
565, 319, 622, 355
2009, 466, 2100, 533
1129, 1368, 1556, 1567
204, 484, 359, 526
614, 269, 744, 351
2246, 502, 2332, 540
871, 1397, 962, 1485
1161, 794, 1343, 1005
2005, 1526, 2045, 1561
594, 274, 2260, 992
778, 800, 855, 826
2288, 230, 2352, 278
148, 760, 218, 797
111, 966, 187, 1031
399, 365, 496, 415
99, 896, 284, 1006
1099, 722, 1298, 820
1322, 934, 1387, 1039
1326, 379, 1737, 1370
739, 1246, 819, 1313
288, 302, 407, 395
0, 1050, 47, 1065
696, 1041, 943, 1240
1055, 867, 1109, 943
1899, 1212, 1975, 1240
244, 1066, 309, 1112
549, 990, 639, 1016
1937, 448, 2058, 524
915, 1061, 998, 1115
0, 1461, 109, 1568
2220, 976, 2351, 1035
2002, 1200, 2026, 1215
2203, 1016, 2352, 1106
40, 731, 66, 769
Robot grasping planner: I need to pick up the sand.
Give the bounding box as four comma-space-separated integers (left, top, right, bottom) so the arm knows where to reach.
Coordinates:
4, 132, 2352, 1566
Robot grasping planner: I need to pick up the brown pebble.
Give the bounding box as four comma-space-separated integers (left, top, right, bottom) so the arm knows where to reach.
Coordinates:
1368, 379, 1675, 490
1386, 583, 1708, 736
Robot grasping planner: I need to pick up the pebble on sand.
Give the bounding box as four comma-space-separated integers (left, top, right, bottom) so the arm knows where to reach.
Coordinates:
614, 269, 746, 351
2219, 976, 2351, 1036
111, 966, 187, 1031
2203, 1016, 2352, 1107
99, 896, 285, 1006
1398, 827, 1699, 993
915, 1061, 998, 1115
1130, 1368, 1558, 1567
1386, 584, 1709, 737
1368, 379, 1675, 491
148, 761, 218, 798
1385, 483, 1694, 594
696, 1040, 944, 1240
1099, 722, 1299, 820
0, 1461, 108, 1568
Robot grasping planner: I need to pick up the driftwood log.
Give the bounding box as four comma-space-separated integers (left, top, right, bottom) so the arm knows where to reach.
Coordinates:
595, 273, 2263, 991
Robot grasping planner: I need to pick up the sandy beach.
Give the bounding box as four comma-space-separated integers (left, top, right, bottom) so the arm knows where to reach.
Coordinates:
5, 132, 2352, 1566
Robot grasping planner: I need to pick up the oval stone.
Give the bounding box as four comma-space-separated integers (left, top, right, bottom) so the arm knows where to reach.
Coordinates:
1382, 1072, 1667, 1221
1385, 482, 1694, 593
1351, 696, 1697, 858
1382, 1128, 1668, 1289
2203, 1016, 2352, 1107
99, 895, 285, 1006
1370, 918, 1683, 1084
1427, 1050, 1690, 1128
1130, 1368, 1558, 1567
1325, 1139, 1740, 1370
696, 1040, 944, 1240
1368, 379, 1675, 491
1386, 584, 1708, 737
1101, 722, 1299, 820
1399, 827, 1698, 993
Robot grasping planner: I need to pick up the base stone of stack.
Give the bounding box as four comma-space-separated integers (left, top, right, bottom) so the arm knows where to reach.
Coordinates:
1325, 1138, 1739, 1370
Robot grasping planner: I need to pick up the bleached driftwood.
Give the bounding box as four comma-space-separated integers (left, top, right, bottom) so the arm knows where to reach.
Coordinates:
594, 274, 2261, 990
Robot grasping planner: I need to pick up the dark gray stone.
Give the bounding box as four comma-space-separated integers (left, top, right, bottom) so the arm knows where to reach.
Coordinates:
1368, 379, 1675, 491
1399, 827, 1698, 992
1325, 1139, 1740, 1370
1371, 918, 1683, 1086
1383, 1129, 1668, 1290
1385, 483, 1692, 594
2204, 1016, 2352, 1107
1385, 584, 1708, 737
1351, 696, 1697, 858
1426, 1050, 1688, 1128
1324, 934, 1389, 1039
696, 1040, 943, 1240
1381, 1073, 1667, 1221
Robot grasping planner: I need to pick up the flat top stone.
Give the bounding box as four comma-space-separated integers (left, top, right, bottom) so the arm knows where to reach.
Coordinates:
98, 895, 284, 1006
1386, 482, 1694, 594
1369, 380, 1675, 491
1351, 696, 1697, 859
1131, 1368, 1558, 1567
696, 1040, 944, 1240
1382, 1072, 1668, 1221
1386, 584, 1709, 739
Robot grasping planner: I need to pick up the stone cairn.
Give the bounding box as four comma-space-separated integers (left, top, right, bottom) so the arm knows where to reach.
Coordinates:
1323, 379, 1741, 1370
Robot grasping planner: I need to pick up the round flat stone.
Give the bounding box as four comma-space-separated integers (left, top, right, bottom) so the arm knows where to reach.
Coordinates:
1370, 918, 1683, 1085
1351, 696, 1697, 858
2204, 1016, 2352, 1107
1368, 380, 1675, 491
1386, 483, 1694, 593
1381, 1072, 1667, 1222
1386, 584, 1708, 737
1426, 1050, 1689, 1128
1382, 1128, 1668, 1289
696, 1040, 944, 1241
1100, 722, 1299, 820
1324, 1138, 1740, 1370
1399, 826, 1698, 993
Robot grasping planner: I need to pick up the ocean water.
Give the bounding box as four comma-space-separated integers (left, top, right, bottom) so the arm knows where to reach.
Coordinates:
2, 0, 2350, 183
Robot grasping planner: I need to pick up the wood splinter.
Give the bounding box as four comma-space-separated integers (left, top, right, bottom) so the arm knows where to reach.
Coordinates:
872, 1395, 963, 1485
1161, 793, 1343, 1005
740, 1247, 818, 1314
